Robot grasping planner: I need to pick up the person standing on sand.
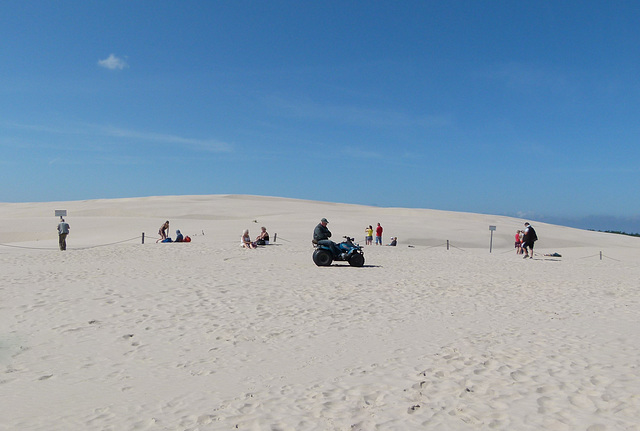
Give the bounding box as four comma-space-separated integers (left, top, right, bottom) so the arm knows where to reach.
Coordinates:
365, 225, 373, 245
522, 222, 538, 259
375, 223, 383, 245
515, 230, 523, 254
57, 218, 70, 251
157, 221, 169, 242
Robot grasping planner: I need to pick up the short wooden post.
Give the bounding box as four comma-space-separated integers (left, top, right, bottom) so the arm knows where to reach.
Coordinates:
142, 232, 145, 244
447, 240, 449, 250
273, 233, 277, 243
600, 251, 602, 260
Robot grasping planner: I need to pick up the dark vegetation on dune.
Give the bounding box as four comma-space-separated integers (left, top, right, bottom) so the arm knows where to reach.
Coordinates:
592, 230, 640, 238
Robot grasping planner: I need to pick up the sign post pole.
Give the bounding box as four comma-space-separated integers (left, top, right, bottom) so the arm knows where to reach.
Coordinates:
489, 225, 496, 253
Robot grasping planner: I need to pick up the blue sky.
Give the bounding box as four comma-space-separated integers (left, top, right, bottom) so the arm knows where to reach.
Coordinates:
2, 1, 639, 231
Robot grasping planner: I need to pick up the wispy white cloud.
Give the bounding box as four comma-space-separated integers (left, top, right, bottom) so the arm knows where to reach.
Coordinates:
100, 126, 232, 153
48, 154, 151, 166
3, 121, 232, 153
98, 54, 129, 70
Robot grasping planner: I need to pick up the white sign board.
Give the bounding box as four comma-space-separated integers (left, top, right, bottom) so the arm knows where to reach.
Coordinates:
489, 225, 496, 231
55, 210, 67, 217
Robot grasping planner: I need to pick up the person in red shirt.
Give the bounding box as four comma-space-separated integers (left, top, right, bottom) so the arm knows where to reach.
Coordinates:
515, 230, 522, 254
375, 223, 383, 245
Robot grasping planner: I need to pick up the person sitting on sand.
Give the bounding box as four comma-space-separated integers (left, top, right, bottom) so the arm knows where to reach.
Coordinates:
241, 229, 257, 249
175, 230, 184, 242
157, 221, 169, 242
386, 237, 397, 246
255, 227, 269, 245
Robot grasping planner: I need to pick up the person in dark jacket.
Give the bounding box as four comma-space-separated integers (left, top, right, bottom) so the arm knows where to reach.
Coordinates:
57, 218, 70, 251
522, 222, 538, 259
313, 218, 342, 257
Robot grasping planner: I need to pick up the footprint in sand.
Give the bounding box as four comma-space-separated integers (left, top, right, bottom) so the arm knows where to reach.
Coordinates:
536, 396, 554, 413
569, 393, 594, 409
510, 370, 529, 382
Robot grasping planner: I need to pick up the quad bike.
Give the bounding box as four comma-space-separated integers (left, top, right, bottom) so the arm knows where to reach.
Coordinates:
313, 236, 365, 267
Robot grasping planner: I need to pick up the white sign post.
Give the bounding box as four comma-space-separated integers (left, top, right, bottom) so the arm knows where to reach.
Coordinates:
489, 225, 496, 253
55, 210, 67, 220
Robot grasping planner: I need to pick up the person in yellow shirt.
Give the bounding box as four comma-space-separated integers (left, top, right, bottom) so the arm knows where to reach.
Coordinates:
364, 225, 373, 245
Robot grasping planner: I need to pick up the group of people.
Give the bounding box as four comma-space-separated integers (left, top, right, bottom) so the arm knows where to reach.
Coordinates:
56, 217, 536, 255
365, 223, 396, 246
157, 221, 190, 243
312, 219, 396, 256
161, 221, 269, 248
241, 226, 270, 249
515, 222, 538, 259
364, 223, 385, 245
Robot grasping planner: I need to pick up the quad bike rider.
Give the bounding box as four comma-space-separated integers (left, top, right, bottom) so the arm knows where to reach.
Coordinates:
312, 218, 365, 267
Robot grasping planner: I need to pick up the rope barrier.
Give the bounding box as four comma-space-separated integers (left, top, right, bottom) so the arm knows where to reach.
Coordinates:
0, 235, 142, 251
499, 248, 541, 257
602, 255, 622, 262
579, 254, 601, 260
406, 242, 466, 251
423, 243, 447, 249
0, 243, 59, 251
578, 253, 621, 262
0, 235, 626, 263
73, 236, 143, 250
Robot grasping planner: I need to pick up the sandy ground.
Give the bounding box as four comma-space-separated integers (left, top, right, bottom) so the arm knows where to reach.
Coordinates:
1, 195, 639, 430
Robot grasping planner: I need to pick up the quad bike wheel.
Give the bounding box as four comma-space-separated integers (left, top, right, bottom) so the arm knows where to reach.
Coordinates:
348, 253, 365, 267
313, 249, 333, 266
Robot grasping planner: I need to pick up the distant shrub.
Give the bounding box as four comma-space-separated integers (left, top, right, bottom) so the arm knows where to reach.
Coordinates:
590, 229, 640, 237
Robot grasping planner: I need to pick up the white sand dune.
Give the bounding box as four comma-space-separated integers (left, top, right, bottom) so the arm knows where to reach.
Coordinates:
1, 195, 638, 430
